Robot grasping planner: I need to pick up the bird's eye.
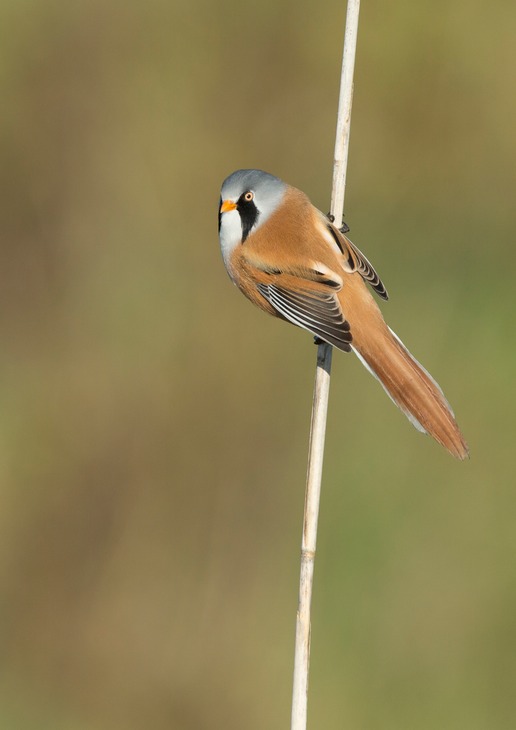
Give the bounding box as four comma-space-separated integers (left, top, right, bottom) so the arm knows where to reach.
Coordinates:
243, 191, 254, 202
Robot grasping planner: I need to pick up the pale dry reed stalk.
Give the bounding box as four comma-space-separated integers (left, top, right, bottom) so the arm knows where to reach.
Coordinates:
290, 2, 361, 729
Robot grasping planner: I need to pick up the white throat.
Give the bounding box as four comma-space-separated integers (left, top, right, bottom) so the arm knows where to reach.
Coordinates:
219, 208, 243, 273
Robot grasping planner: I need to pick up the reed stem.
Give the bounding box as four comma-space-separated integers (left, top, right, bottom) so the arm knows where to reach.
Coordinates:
290, 3, 361, 728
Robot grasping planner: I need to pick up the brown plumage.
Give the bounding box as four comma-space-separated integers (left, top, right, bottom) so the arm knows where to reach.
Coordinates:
337, 271, 469, 460
219, 170, 468, 459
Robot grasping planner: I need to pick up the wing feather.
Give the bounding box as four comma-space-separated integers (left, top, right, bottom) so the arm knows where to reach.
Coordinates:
257, 283, 352, 352
327, 223, 389, 300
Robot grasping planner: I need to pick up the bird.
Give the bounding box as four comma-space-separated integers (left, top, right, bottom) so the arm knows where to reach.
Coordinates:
218, 169, 468, 460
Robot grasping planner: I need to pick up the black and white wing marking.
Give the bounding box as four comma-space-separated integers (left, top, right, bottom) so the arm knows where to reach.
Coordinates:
257, 283, 352, 352
328, 224, 389, 300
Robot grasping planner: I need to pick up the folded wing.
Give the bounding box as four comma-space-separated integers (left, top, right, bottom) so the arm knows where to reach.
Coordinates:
257, 282, 352, 352
327, 223, 389, 300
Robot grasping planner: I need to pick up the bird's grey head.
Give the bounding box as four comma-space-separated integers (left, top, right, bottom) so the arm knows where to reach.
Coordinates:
218, 169, 287, 265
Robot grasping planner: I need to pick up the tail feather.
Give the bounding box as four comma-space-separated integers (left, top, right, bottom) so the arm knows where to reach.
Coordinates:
352, 327, 469, 460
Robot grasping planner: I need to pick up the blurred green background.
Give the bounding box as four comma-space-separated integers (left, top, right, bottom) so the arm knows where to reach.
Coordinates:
1, 0, 515, 728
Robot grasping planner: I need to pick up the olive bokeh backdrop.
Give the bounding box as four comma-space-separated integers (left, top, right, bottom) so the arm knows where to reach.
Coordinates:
1, 1, 515, 728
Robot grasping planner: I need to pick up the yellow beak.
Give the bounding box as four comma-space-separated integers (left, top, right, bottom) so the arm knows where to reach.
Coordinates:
220, 199, 237, 213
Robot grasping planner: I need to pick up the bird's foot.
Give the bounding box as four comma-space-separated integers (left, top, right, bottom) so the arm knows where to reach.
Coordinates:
326, 212, 350, 234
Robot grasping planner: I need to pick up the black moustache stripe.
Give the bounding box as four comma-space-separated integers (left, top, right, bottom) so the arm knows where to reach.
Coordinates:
238, 200, 259, 243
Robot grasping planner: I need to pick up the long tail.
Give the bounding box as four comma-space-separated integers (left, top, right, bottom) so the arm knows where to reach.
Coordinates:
352, 326, 469, 460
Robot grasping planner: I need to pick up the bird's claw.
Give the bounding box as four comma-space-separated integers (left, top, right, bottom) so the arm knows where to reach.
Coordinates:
326, 212, 350, 234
